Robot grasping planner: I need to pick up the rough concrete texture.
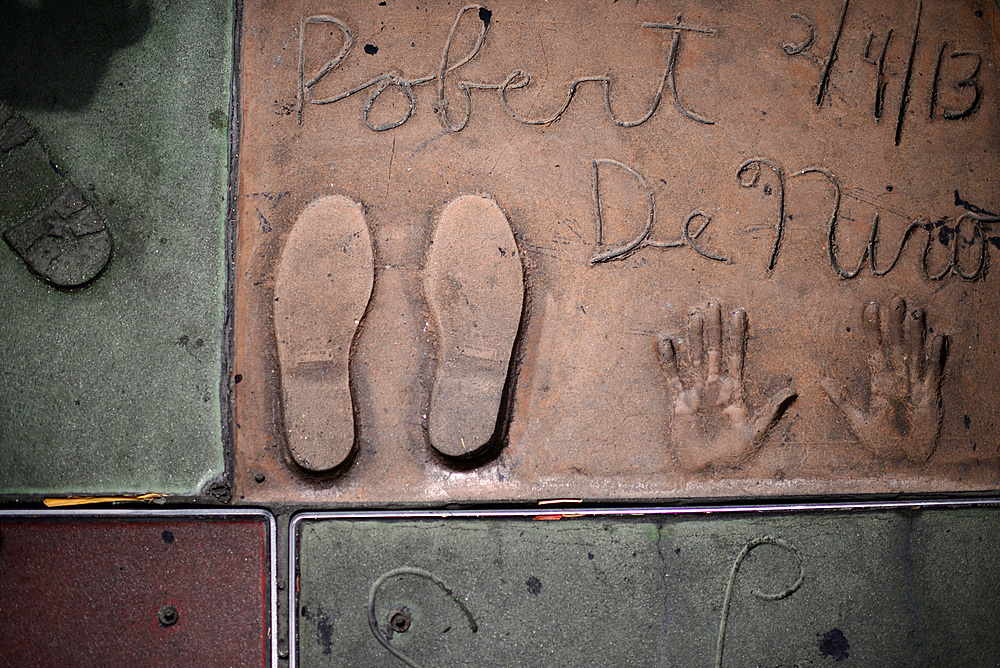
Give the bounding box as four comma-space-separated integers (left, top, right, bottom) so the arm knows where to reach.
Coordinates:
0, 1, 232, 496
235, 0, 1000, 503
295, 507, 1000, 666
0, 514, 270, 665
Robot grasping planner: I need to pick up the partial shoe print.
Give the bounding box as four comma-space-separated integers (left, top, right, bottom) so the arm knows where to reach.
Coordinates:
274, 195, 375, 472
424, 195, 525, 459
0, 102, 112, 288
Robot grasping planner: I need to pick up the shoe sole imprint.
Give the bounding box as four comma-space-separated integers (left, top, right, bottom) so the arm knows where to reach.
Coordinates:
424, 195, 524, 458
274, 195, 374, 472
1, 103, 112, 288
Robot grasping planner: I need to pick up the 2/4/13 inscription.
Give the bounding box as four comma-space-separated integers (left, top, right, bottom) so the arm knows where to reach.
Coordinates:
782, 0, 984, 144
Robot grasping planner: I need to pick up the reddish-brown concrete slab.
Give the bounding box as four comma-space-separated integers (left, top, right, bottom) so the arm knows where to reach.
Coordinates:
0, 512, 273, 666
234, 0, 1000, 503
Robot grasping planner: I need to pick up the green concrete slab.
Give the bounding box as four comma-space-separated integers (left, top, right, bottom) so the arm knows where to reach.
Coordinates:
0, 1, 233, 496
293, 505, 1000, 666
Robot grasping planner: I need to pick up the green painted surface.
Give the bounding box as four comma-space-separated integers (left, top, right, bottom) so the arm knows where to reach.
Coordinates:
296, 508, 1000, 666
0, 1, 231, 495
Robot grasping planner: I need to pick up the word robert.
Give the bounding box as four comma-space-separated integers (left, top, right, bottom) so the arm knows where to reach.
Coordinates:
296, 5, 716, 131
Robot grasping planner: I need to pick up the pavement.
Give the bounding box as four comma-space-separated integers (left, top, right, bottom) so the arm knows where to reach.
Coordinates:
0, 0, 232, 497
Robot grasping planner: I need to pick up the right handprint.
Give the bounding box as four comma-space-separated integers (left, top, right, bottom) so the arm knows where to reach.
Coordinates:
820, 296, 947, 464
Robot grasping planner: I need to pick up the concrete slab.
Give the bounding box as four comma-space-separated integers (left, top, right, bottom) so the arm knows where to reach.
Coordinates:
0, 509, 275, 666
235, 0, 1000, 503
0, 1, 233, 497
292, 504, 1000, 666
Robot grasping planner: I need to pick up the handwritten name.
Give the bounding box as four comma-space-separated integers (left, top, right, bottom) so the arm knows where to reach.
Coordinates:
297, 5, 716, 131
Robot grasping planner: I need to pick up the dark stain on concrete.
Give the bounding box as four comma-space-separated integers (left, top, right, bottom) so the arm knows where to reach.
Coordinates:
310, 603, 335, 655
208, 108, 227, 131
0, 1, 151, 110
818, 628, 850, 662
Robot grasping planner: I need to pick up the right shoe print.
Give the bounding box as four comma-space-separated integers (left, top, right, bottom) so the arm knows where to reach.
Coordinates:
424, 194, 525, 459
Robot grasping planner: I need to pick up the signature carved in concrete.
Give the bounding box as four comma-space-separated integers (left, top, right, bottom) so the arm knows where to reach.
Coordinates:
297, 6, 716, 131
367, 566, 478, 668
715, 536, 804, 668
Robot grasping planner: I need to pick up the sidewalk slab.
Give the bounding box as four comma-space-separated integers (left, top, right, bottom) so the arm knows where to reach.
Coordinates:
0, 2, 233, 497
292, 505, 1000, 666
0, 510, 275, 666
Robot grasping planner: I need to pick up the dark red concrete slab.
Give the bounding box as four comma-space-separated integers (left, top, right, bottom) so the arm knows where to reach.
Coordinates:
0, 510, 275, 667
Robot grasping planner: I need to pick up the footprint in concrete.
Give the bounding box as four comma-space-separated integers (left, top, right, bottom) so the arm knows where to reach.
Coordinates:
424, 195, 524, 458
0, 102, 112, 287
274, 195, 374, 473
